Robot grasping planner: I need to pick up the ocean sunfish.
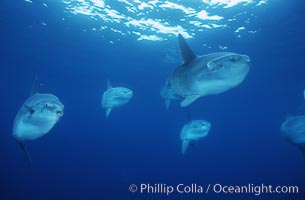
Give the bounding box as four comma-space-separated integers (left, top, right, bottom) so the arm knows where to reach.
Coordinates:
13, 78, 64, 162
281, 115, 305, 159
180, 120, 211, 155
167, 34, 251, 107
102, 80, 133, 118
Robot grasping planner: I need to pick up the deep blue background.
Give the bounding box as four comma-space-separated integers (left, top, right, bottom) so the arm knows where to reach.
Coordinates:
0, 0, 304, 199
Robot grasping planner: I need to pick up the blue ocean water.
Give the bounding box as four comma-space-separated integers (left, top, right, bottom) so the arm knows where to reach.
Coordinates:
0, 0, 305, 200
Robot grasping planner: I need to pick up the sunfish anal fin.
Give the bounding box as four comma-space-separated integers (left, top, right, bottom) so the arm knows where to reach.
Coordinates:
24, 105, 35, 114
182, 140, 190, 155
107, 79, 112, 90
105, 108, 112, 118
17, 141, 32, 164
181, 95, 200, 107
178, 34, 196, 64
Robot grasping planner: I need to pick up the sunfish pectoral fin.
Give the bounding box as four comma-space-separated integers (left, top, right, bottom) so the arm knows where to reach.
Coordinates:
182, 140, 190, 155
207, 56, 228, 71
24, 105, 35, 114
105, 108, 112, 118
165, 100, 171, 109
207, 59, 221, 71
107, 79, 112, 90
17, 140, 32, 164
178, 34, 196, 64
180, 95, 200, 107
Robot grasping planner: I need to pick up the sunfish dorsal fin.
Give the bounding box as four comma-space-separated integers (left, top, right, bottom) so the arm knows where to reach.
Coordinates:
107, 79, 112, 90
178, 34, 196, 64
31, 75, 38, 96
182, 140, 190, 155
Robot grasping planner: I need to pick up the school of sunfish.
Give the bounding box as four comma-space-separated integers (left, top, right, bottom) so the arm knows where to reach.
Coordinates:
12, 34, 302, 161
12, 34, 251, 160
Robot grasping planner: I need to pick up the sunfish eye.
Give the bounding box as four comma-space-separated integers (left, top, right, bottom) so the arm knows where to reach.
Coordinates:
123, 90, 130, 94
230, 55, 240, 62
44, 103, 49, 108
216, 63, 222, 69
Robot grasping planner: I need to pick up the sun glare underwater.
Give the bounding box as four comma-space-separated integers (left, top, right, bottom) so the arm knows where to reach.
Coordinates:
0, 0, 305, 200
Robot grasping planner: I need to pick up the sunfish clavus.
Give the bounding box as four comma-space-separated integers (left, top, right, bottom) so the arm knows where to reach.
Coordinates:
160, 80, 181, 109
167, 34, 251, 107
13, 78, 64, 162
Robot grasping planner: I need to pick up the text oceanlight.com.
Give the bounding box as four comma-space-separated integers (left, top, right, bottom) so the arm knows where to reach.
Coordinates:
129, 183, 299, 196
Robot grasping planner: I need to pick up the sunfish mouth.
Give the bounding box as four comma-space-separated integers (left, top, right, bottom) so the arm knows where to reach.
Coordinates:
239, 55, 251, 64
56, 110, 64, 116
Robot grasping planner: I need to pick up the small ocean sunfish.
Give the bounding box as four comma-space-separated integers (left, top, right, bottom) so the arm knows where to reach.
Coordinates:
13, 78, 64, 162
280, 89, 305, 159
102, 80, 133, 118
180, 120, 211, 155
281, 115, 305, 158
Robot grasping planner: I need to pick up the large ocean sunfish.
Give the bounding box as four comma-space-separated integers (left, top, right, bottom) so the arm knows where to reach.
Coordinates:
102, 80, 133, 118
167, 34, 251, 107
13, 78, 64, 162
180, 120, 211, 155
